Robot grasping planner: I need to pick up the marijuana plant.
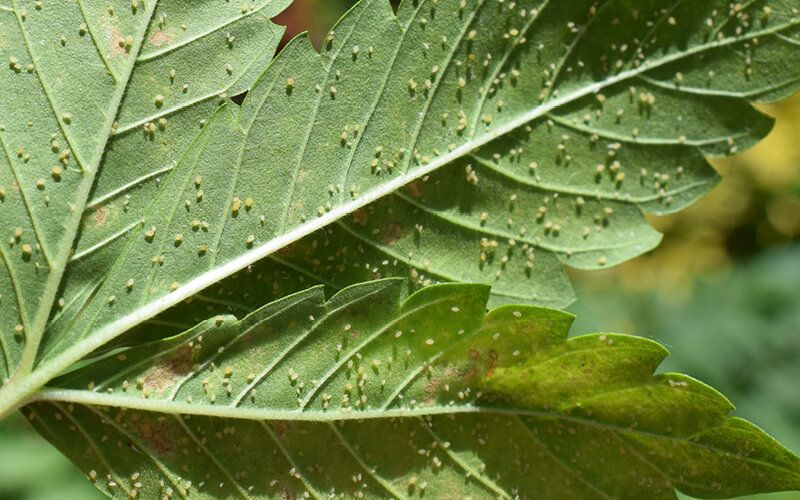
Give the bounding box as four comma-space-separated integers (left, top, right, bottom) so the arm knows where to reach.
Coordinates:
1, 0, 800, 497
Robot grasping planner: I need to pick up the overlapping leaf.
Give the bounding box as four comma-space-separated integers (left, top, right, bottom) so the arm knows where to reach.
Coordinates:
28, 280, 800, 498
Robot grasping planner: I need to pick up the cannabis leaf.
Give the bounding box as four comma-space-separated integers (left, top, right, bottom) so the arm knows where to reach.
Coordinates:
27, 280, 800, 498
43, 0, 800, 353
40, 0, 800, 353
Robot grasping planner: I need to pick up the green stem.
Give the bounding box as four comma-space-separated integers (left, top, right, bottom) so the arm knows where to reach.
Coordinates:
0, 370, 41, 419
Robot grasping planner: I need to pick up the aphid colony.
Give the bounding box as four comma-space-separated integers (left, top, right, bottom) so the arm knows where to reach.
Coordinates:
2, 0, 789, 369
79, 283, 528, 421
24, 277, 579, 498
3, 2, 798, 499
32, 401, 533, 498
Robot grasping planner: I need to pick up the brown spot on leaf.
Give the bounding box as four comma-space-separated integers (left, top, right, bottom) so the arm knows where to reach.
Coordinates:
485, 349, 499, 377
406, 181, 424, 199
382, 222, 404, 245
351, 209, 368, 226
93, 207, 107, 227
460, 365, 480, 384
423, 376, 446, 404
131, 417, 176, 456
142, 345, 194, 394
277, 242, 298, 257
108, 30, 126, 56
271, 421, 293, 438
458, 349, 499, 383
148, 30, 174, 47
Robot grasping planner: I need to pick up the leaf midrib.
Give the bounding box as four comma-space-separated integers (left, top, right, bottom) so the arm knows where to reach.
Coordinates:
31, 388, 800, 483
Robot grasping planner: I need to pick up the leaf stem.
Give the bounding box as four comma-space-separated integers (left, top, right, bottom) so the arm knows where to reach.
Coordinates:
0, 370, 41, 419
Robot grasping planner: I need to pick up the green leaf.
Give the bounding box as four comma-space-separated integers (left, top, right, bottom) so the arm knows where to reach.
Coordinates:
571, 245, 800, 457
35, 0, 800, 379
0, 0, 289, 383
2, 2, 800, 496
28, 279, 800, 498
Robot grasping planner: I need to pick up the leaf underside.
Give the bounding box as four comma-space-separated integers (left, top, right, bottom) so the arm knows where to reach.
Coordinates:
29, 280, 800, 499
1, 1, 800, 498
22, 0, 800, 377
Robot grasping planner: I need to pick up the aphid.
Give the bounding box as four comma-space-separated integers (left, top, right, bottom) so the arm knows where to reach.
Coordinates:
8, 56, 21, 72
154, 95, 164, 107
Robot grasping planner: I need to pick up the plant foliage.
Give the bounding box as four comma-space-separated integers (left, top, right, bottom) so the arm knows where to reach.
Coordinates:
1, 0, 800, 498
29, 280, 800, 498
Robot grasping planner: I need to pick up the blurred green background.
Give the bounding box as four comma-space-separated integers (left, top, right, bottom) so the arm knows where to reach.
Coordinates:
2, 1, 798, 498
